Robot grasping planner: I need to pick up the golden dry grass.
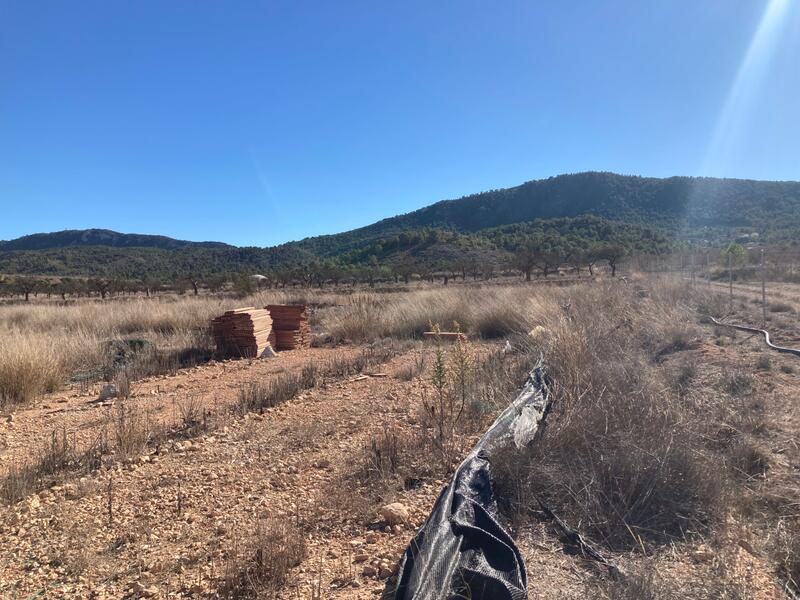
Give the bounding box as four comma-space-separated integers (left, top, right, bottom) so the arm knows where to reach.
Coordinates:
0, 279, 684, 407
1, 280, 568, 407
0, 333, 66, 405
0, 289, 346, 407
322, 285, 556, 341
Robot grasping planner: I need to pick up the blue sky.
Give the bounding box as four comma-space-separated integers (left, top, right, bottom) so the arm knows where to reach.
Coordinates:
2, 1, 799, 246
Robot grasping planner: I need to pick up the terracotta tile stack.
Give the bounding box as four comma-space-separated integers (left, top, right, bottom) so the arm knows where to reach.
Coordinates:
266, 304, 310, 350
211, 307, 276, 358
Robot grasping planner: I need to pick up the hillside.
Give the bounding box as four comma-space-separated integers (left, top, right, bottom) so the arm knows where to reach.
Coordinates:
0, 245, 310, 280
0, 216, 665, 280
0, 229, 230, 252
293, 172, 800, 257
2, 171, 799, 281
392, 171, 800, 236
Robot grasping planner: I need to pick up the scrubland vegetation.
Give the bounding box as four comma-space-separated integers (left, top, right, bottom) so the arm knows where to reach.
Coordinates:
327, 277, 797, 597
322, 278, 796, 596
0, 275, 797, 598
495, 282, 729, 544
0, 290, 325, 408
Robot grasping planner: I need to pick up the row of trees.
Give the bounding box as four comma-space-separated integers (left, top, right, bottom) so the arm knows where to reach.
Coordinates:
0, 241, 630, 301
6, 235, 798, 303
0, 276, 157, 301
510, 241, 627, 281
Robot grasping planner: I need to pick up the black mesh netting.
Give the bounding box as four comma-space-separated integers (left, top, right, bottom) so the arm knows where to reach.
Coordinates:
386, 366, 550, 600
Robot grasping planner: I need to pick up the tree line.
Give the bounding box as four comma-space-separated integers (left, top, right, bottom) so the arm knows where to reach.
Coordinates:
0, 216, 674, 299
0, 245, 633, 301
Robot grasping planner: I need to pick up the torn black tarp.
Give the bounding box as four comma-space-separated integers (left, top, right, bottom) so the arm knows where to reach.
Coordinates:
386, 365, 551, 600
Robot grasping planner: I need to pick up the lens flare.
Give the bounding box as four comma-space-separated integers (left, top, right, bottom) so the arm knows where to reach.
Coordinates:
702, 0, 793, 174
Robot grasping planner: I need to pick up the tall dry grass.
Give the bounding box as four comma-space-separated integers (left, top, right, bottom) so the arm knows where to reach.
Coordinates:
321, 276, 748, 555
322, 286, 554, 341
0, 289, 346, 408
0, 333, 67, 405
487, 278, 743, 553
1, 282, 542, 408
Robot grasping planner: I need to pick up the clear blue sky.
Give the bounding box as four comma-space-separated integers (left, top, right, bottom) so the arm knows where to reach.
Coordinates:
2, 1, 799, 246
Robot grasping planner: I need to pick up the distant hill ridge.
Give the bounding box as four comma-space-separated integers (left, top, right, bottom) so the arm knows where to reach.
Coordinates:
5, 172, 800, 254
0, 229, 231, 251
273, 172, 800, 260
2, 172, 799, 279
302, 171, 800, 243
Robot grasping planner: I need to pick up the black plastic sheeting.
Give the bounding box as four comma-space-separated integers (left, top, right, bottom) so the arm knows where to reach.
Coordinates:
386, 365, 551, 600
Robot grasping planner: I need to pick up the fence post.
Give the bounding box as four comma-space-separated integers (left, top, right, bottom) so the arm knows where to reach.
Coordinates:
728, 252, 733, 306
761, 248, 766, 325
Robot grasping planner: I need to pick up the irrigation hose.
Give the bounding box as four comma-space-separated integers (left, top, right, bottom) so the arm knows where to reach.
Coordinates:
708, 316, 800, 358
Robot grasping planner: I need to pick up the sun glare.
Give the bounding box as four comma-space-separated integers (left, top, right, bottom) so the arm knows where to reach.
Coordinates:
702, 0, 794, 174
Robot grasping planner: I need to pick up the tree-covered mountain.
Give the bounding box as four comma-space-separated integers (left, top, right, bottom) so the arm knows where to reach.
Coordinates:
0, 216, 667, 280
0, 244, 309, 279
1, 171, 798, 281
0, 229, 230, 252
292, 172, 800, 254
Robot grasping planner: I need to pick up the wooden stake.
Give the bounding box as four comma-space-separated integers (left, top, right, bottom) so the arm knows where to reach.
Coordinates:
107, 474, 113, 528
728, 252, 733, 306
761, 248, 767, 325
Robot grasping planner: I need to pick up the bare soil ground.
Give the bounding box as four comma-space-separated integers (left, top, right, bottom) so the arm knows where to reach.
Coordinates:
0, 346, 429, 598
705, 279, 800, 345
0, 280, 797, 599
0, 348, 353, 472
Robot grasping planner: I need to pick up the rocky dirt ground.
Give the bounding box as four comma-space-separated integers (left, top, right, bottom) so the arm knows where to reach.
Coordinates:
0, 294, 798, 599
0, 347, 357, 472
0, 339, 593, 600
706, 279, 800, 347
0, 344, 473, 599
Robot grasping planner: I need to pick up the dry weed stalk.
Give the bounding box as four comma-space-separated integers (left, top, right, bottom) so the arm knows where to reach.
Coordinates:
365, 425, 405, 480
419, 326, 474, 471
219, 518, 306, 598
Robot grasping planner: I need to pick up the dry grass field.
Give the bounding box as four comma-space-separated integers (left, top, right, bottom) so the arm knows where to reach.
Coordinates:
0, 277, 797, 599
0, 290, 340, 408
